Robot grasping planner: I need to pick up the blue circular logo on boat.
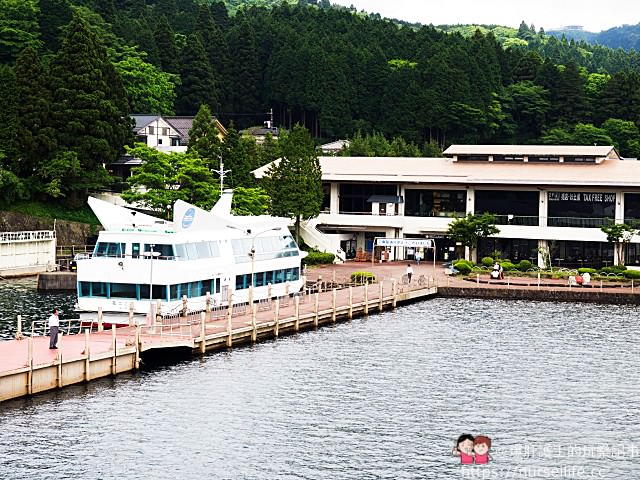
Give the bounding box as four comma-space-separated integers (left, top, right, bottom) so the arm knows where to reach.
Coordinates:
182, 208, 195, 229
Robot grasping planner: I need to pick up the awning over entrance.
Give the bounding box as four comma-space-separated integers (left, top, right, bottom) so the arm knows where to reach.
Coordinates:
367, 195, 404, 204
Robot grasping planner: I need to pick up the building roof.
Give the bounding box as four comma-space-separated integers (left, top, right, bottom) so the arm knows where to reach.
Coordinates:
319, 139, 350, 153
252, 153, 640, 188
131, 115, 160, 132
443, 144, 618, 158
130, 114, 227, 144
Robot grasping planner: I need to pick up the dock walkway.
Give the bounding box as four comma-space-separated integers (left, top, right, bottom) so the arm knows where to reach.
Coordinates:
0, 266, 436, 403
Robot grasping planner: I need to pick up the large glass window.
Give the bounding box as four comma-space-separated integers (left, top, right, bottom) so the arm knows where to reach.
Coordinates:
143, 243, 174, 259
339, 184, 397, 213
405, 190, 466, 217
94, 242, 125, 257
624, 193, 640, 223
475, 191, 538, 225
321, 183, 331, 212
547, 192, 615, 227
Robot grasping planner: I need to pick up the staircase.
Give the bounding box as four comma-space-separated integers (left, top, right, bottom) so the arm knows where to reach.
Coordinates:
300, 219, 346, 263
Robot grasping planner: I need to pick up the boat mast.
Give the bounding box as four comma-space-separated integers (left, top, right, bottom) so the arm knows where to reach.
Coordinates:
211, 157, 231, 196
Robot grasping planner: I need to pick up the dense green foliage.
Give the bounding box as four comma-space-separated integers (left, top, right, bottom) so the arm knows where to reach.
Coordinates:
447, 213, 500, 259
302, 250, 336, 266
6, 1, 640, 216
350, 271, 375, 283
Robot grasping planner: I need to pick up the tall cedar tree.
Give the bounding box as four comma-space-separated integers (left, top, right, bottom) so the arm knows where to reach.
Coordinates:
195, 4, 231, 112
0, 65, 20, 170
154, 15, 178, 73
265, 124, 323, 244
176, 33, 218, 115
49, 13, 131, 201
15, 47, 57, 176
187, 104, 222, 170
227, 16, 262, 123
0, 0, 42, 63
38, 0, 73, 52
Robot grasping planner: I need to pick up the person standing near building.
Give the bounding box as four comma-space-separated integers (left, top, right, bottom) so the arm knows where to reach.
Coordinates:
48, 308, 60, 349
406, 264, 413, 283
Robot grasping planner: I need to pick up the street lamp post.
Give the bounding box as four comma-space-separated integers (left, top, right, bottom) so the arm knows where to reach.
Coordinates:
144, 244, 160, 320
227, 225, 282, 304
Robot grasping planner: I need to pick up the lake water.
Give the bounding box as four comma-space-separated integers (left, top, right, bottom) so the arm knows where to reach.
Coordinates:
0, 280, 638, 479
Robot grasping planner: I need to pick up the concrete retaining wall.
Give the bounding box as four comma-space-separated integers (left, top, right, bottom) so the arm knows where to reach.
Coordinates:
37, 272, 77, 292
437, 286, 640, 304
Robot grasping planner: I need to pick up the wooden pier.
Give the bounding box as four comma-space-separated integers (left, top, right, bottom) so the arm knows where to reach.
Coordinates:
0, 278, 437, 403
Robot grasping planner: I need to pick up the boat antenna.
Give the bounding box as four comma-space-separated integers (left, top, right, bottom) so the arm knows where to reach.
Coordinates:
211, 156, 231, 196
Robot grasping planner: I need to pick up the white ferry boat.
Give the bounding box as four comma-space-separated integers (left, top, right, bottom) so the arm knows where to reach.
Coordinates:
75, 191, 306, 325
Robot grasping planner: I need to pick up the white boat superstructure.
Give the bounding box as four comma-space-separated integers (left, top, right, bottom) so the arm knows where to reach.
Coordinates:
75, 191, 306, 322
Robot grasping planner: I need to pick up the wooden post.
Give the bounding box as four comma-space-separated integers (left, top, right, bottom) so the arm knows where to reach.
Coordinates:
476, 273, 480, 286
16, 315, 22, 340
111, 325, 117, 376
135, 325, 141, 369
274, 298, 280, 337
285, 281, 290, 295
348, 286, 353, 319
267, 283, 272, 299
633, 279, 635, 293
294, 296, 300, 331
507, 277, 510, 289
600, 279, 603, 290
200, 312, 207, 353
84, 329, 91, 382
226, 292, 233, 348
128, 302, 134, 327
537, 272, 541, 290
332, 269, 336, 285
205, 292, 211, 321
57, 334, 63, 388
364, 282, 369, 315
379, 281, 384, 311
251, 304, 257, 341
156, 299, 162, 325
314, 292, 319, 327
331, 289, 337, 322
97, 307, 103, 332
392, 279, 398, 308
27, 334, 33, 395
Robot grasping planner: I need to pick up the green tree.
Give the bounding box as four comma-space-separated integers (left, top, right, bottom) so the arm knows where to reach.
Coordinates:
15, 47, 57, 177
187, 104, 222, 169
227, 15, 261, 119
446, 213, 500, 261
601, 223, 638, 266
263, 124, 323, 244
113, 52, 177, 114
154, 15, 178, 73
38, 0, 73, 51
49, 13, 132, 203
0, 0, 42, 63
231, 186, 269, 215
122, 144, 219, 218
0, 65, 20, 173
176, 33, 218, 115
601, 118, 640, 158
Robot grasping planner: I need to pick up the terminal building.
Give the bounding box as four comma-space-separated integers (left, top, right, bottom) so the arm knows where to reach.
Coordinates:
254, 145, 640, 268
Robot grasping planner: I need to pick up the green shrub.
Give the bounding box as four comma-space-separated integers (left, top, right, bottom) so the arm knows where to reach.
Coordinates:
453, 259, 474, 269
517, 259, 532, 271
600, 266, 627, 274
578, 268, 597, 274
500, 261, 516, 271
303, 250, 335, 266
350, 271, 376, 283
481, 256, 494, 267
624, 269, 640, 279
454, 263, 473, 274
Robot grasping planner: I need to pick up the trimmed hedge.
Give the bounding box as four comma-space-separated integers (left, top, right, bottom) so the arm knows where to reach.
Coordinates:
578, 268, 597, 274
500, 261, 516, 271
351, 271, 376, 283
624, 269, 640, 279
481, 256, 494, 267
453, 259, 474, 274
303, 250, 335, 266
517, 260, 532, 271
600, 265, 627, 274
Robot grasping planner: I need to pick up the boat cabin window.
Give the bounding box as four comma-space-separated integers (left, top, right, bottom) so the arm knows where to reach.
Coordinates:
235, 267, 300, 289
132, 243, 140, 258
143, 243, 174, 259
231, 235, 299, 263
174, 241, 221, 260
169, 279, 219, 300
94, 242, 126, 258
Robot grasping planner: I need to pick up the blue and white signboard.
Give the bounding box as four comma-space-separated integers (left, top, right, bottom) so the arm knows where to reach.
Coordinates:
181, 207, 195, 229
376, 238, 434, 248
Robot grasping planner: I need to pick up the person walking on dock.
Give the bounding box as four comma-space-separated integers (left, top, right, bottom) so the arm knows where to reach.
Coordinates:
406, 264, 413, 284
48, 308, 59, 349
